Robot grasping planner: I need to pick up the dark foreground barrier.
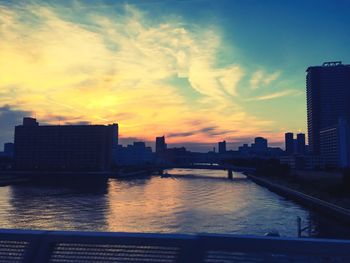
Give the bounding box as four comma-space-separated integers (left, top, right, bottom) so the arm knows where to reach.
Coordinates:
0, 229, 350, 262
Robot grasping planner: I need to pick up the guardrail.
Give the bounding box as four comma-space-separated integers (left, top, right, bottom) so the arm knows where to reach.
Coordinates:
0, 229, 350, 262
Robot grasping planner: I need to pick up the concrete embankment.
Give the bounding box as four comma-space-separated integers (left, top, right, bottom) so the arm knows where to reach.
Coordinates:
0, 169, 153, 186
112, 169, 151, 178
0, 173, 30, 186
246, 173, 350, 224
0, 171, 112, 187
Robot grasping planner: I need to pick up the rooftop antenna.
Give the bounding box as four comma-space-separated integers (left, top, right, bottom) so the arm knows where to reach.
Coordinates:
322, 61, 342, 66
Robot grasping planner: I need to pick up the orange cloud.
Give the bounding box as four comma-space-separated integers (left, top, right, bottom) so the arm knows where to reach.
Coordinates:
0, 2, 282, 145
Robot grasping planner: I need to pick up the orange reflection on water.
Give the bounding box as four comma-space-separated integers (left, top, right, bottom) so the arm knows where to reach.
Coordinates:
106, 176, 186, 233
106, 169, 252, 234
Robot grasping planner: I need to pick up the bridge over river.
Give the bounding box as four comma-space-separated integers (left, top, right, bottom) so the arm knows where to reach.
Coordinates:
156, 163, 256, 179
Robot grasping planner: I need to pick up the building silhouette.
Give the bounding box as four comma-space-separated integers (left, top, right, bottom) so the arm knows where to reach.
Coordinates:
307, 62, 350, 154
1, 143, 14, 157
252, 137, 268, 153
0, 142, 14, 170
165, 147, 191, 165
218, 141, 226, 154
14, 117, 118, 171
155, 136, 167, 164
155, 136, 167, 154
285, 133, 294, 155
319, 118, 350, 168
296, 133, 306, 155
281, 132, 314, 168
114, 142, 153, 166
306, 62, 350, 167
237, 137, 282, 158
238, 144, 250, 155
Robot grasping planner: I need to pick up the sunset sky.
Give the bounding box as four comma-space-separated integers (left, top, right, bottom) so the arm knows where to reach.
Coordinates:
1, 0, 350, 151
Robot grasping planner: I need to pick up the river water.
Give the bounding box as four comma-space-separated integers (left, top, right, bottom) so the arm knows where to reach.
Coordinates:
0, 169, 349, 239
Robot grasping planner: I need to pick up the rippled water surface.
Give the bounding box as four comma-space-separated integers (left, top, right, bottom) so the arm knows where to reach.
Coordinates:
0, 169, 348, 238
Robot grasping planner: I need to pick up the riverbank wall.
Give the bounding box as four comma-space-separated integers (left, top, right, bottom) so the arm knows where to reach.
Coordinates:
0, 168, 153, 185
246, 173, 350, 224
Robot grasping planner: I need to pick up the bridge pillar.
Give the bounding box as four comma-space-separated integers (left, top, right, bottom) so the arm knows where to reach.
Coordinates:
228, 169, 233, 179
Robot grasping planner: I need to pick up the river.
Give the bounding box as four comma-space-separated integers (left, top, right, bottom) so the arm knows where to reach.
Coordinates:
0, 169, 349, 239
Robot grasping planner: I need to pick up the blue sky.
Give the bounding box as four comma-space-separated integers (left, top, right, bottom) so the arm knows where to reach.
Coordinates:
0, 0, 350, 151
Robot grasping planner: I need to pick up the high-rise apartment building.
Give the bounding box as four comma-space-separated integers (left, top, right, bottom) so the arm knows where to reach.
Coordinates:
306, 61, 350, 154
319, 118, 350, 168
14, 118, 118, 171
306, 62, 350, 167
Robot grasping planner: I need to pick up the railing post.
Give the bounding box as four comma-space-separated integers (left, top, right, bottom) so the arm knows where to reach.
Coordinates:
308, 219, 312, 236
297, 216, 302, 238
24, 230, 55, 263
228, 169, 233, 179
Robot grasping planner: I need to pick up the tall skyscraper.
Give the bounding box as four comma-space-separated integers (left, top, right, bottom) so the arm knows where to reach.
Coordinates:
306, 61, 350, 154
285, 132, 294, 155
111, 123, 119, 146
218, 141, 226, 154
296, 133, 306, 155
155, 136, 167, 154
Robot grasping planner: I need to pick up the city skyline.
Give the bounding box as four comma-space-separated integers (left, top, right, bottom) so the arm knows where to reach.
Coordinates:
1, 115, 301, 152
1, 0, 350, 151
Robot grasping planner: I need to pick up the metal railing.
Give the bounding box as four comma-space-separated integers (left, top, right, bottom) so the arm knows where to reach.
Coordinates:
0, 229, 350, 262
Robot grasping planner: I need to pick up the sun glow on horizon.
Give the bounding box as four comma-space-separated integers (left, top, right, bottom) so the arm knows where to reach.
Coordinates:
0, 1, 315, 148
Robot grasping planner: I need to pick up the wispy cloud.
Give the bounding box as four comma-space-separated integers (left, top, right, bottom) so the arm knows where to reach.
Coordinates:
250, 70, 281, 89
0, 1, 294, 146
167, 125, 233, 139
246, 89, 303, 101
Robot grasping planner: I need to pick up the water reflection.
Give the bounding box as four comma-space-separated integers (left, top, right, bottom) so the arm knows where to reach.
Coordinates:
7, 179, 109, 231
0, 169, 348, 239
107, 169, 310, 236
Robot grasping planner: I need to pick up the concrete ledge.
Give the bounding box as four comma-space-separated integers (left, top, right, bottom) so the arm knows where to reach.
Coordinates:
1, 228, 350, 262
246, 174, 350, 223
